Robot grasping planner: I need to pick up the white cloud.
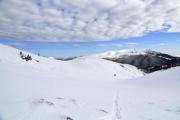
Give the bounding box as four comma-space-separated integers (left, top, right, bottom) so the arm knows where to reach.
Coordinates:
111, 43, 123, 48
97, 43, 123, 48
72, 44, 81, 48
0, 0, 180, 42
159, 43, 168, 46
125, 42, 138, 45
150, 42, 168, 47
6, 42, 26, 48
97, 44, 109, 47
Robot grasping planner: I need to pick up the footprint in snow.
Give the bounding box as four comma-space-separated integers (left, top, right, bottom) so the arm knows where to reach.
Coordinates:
56, 97, 64, 100
32, 99, 54, 106
99, 109, 108, 114
165, 107, 180, 114
147, 102, 154, 105
69, 99, 78, 106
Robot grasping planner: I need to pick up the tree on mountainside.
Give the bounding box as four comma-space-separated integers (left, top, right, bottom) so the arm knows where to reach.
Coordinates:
25, 54, 32, 61
19, 51, 32, 61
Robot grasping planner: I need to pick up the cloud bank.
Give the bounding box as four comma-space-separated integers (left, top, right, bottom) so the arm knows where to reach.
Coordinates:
0, 0, 180, 42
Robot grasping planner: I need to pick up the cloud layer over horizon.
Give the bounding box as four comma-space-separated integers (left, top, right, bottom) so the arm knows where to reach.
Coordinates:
0, 0, 180, 42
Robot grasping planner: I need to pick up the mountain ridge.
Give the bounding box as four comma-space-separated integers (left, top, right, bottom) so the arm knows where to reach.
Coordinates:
86, 49, 180, 73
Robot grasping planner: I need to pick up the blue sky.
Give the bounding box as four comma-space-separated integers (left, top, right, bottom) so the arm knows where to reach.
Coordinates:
0, 32, 180, 58
0, 0, 180, 57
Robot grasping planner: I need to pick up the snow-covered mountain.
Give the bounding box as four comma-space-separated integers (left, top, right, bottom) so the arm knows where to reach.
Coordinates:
90, 49, 180, 73
90, 49, 157, 58
0, 44, 180, 120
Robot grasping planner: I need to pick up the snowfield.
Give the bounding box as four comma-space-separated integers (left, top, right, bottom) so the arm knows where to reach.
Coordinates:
0, 44, 180, 120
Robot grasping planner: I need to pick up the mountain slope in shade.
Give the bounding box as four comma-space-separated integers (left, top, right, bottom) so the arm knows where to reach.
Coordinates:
90, 49, 180, 73
0, 44, 180, 120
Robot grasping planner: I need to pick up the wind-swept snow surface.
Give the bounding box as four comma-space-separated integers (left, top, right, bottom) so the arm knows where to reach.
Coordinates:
0, 44, 180, 120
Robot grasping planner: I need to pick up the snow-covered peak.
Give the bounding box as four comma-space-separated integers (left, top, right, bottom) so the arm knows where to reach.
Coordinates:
90, 49, 159, 58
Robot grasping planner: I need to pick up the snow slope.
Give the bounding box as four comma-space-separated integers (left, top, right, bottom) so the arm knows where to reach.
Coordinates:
0, 44, 143, 81
0, 44, 180, 120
